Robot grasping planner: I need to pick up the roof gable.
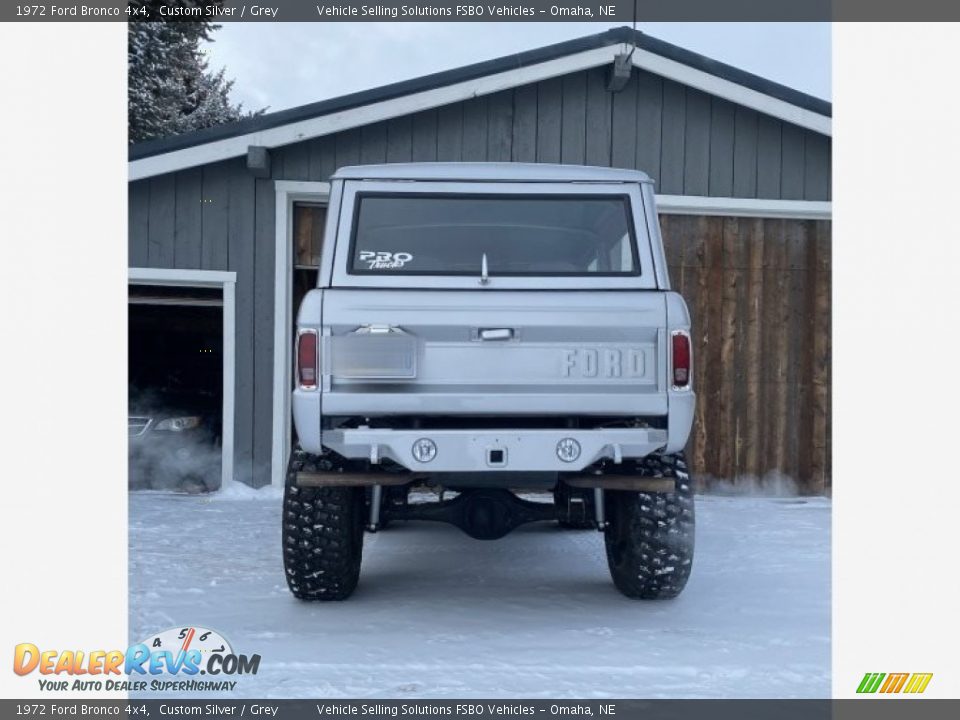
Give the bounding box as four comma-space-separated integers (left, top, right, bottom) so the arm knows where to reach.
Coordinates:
129, 27, 831, 181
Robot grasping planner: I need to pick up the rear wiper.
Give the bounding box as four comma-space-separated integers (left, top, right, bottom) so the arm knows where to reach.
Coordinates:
479, 253, 490, 286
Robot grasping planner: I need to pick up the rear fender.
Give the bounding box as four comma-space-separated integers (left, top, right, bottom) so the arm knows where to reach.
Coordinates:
292, 289, 324, 454
665, 292, 695, 454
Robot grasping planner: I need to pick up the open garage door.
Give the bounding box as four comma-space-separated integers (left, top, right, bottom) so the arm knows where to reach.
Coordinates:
128, 271, 236, 492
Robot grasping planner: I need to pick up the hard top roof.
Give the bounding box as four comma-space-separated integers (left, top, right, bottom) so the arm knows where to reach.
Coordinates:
332, 163, 652, 184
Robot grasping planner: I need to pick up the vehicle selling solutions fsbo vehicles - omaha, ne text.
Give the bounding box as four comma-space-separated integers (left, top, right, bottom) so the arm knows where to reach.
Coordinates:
284, 163, 696, 600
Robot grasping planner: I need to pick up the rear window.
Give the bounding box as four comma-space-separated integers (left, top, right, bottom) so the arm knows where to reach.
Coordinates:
348, 194, 639, 276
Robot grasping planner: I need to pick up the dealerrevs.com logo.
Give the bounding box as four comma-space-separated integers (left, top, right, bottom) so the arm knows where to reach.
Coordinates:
13, 626, 260, 692
857, 672, 933, 695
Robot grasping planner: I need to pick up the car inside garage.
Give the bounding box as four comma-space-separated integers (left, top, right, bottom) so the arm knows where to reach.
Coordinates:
128, 285, 224, 492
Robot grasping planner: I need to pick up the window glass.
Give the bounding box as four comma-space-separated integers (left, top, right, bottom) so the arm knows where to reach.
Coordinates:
349, 194, 638, 276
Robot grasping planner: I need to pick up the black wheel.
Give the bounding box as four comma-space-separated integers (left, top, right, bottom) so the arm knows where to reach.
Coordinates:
282, 449, 365, 601
554, 483, 595, 529
603, 453, 695, 600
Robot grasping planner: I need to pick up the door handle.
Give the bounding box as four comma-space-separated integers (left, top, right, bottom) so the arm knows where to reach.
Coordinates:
479, 328, 514, 341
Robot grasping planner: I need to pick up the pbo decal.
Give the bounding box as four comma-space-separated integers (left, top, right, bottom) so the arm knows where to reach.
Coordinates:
359, 250, 413, 269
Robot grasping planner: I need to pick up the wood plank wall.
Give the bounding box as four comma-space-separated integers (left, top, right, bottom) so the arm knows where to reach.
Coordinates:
294, 204, 327, 268
660, 215, 831, 494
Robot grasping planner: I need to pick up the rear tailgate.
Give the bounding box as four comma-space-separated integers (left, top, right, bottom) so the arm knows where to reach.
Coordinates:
321, 289, 667, 417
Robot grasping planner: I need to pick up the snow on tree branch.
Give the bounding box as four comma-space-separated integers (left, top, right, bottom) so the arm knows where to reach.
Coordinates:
128, 1, 265, 143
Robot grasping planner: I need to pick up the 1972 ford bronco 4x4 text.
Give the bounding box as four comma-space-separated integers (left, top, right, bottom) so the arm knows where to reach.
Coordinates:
284, 163, 695, 600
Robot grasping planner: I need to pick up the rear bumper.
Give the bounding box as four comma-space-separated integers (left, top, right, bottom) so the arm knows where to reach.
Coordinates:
322, 427, 668, 473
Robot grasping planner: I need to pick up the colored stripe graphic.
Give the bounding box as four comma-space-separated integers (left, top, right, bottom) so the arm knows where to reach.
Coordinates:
880, 673, 909, 693
903, 673, 933, 694
857, 673, 885, 693
857, 672, 933, 694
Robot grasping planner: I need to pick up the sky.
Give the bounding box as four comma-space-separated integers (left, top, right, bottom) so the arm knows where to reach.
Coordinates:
202, 23, 831, 115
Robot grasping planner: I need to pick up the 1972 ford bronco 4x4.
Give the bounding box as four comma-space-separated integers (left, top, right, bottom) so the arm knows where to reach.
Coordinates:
284, 163, 695, 601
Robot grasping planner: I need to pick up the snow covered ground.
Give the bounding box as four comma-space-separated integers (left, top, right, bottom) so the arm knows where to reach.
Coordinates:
129, 487, 830, 698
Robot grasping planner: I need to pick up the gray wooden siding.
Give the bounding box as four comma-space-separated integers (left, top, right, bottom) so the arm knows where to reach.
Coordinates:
128, 64, 831, 487
128, 156, 268, 486
270, 66, 829, 199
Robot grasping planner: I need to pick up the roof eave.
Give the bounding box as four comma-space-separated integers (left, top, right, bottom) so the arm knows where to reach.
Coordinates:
128, 27, 831, 182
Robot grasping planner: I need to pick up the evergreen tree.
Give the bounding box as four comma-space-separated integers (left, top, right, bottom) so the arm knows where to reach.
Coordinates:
128, 2, 262, 143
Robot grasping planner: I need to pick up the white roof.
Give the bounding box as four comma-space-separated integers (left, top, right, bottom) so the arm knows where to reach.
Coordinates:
332, 163, 652, 184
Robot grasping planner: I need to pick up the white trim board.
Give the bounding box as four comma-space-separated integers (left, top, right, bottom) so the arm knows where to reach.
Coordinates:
266, 189, 827, 486
129, 46, 830, 181
128, 268, 236, 286
128, 267, 237, 491
271, 182, 331, 487
629, 49, 830, 137
656, 195, 832, 220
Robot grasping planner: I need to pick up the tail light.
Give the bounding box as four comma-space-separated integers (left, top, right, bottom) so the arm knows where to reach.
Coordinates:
671, 330, 691, 389
297, 329, 319, 390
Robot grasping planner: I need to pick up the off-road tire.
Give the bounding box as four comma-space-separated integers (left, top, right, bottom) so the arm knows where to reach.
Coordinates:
282, 449, 365, 601
554, 483, 595, 529
603, 453, 695, 600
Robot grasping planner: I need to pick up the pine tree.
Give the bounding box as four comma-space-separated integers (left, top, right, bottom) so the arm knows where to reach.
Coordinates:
128, 2, 263, 143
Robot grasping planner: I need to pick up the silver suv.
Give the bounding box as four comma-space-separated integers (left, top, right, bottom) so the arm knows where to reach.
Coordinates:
284, 163, 695, 600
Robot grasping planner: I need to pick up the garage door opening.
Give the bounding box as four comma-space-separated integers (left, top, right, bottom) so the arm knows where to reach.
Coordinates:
128, 286, 224, 492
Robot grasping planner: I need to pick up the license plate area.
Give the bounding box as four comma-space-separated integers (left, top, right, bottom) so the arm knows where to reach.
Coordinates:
329, 332, 417, 379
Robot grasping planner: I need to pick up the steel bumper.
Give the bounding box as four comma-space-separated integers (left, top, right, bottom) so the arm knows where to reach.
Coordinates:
322, 427, 668, 472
